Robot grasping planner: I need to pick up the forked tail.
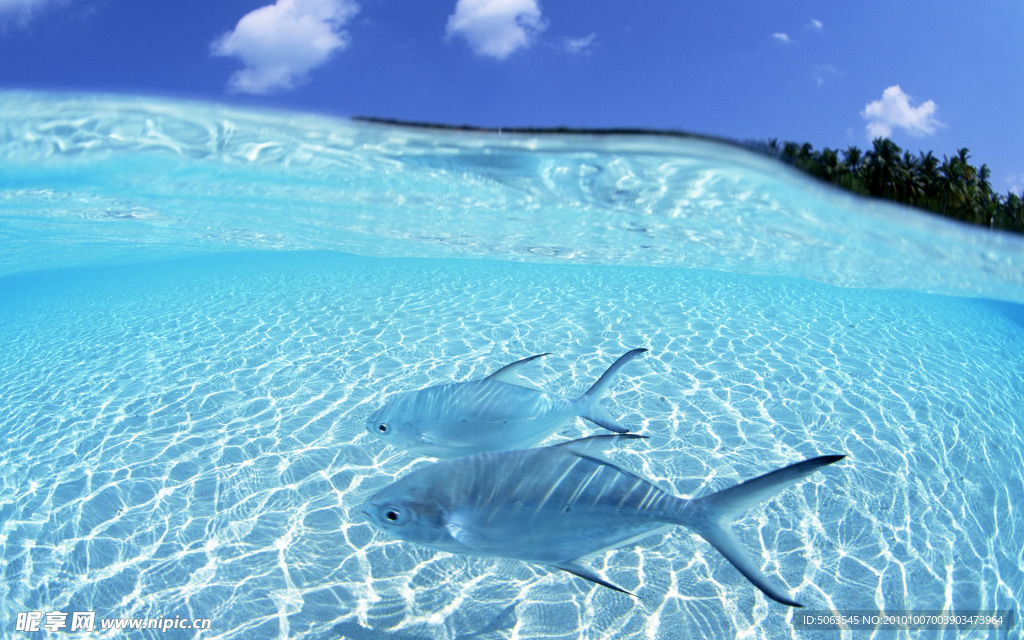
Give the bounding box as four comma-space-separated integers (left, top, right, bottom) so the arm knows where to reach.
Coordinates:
576, 348, 648, 433
671, 454, 846, 607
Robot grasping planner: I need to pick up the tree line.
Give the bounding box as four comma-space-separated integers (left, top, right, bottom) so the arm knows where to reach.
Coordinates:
750, 137, 1023, 234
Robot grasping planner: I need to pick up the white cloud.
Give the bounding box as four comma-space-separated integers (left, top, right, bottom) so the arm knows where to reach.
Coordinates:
0, 0, 52, 26
446, 0, 547, 60
211, 0, 359, 94
0, 0, 44, 14
812, 64, 838, 88
807, 18, 823, 31
564, 32, 596, 55
772, 32, 792, 44
1008, 174, 1024, 196
861, 85, 943, 138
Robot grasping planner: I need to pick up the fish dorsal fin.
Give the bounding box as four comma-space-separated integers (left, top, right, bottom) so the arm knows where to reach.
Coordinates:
554, 436, 652, 490
550, 561, 637, 598
484, 353, 552, 392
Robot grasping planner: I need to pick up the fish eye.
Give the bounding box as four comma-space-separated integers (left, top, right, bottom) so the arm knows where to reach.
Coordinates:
377, 423, 390, 435
380, 505, 407, 525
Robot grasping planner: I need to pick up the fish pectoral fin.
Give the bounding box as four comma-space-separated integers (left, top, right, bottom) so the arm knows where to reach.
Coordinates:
445, 521, 474, 545
445, 516, 486, 550
416, 431, 439, 444
550, 561, 637, 598
484, 353, 552, 391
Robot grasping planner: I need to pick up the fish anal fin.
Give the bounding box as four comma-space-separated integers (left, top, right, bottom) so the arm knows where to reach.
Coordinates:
553, 434, 648, 456
485, 353, 552, 391
551, 562, 637, 598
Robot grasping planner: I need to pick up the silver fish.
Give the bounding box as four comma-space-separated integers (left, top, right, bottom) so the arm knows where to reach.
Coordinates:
363, 435, 845, 606
365, 349, 647, 458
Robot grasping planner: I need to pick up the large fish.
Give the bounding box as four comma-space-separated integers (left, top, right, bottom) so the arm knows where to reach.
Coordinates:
365, 349, 647, 458
363, 435, 845, 606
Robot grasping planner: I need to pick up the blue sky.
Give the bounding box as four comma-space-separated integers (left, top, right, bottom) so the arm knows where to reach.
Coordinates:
2, 0, 1022, 193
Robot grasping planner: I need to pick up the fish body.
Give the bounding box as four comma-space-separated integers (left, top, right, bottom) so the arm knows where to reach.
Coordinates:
364, 435, 845, 606
366, 349, 647, 458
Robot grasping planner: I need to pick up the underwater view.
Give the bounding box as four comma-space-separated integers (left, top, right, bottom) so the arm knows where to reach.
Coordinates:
1, 92, 1022, 639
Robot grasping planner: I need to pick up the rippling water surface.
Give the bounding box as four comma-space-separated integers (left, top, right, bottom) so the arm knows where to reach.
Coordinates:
1, 92, 1022, 639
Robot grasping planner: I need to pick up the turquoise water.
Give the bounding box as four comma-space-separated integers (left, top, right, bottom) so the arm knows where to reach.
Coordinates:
1, 92, 1022, 639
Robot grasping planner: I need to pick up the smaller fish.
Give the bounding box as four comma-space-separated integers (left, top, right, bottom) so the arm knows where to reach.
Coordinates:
363, 435, 845, 606
365, 348, 647, 458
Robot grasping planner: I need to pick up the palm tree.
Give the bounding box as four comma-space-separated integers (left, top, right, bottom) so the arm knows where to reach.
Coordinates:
865, 138, 902, 199
977, 163, 992, 194
753, 137, 1021, 234
939, 155, 966, 218
899, 151, 925, 205
833, 146, 862, 192
917, 151, 941, 209
955, 148, 976, 183
842, 146, 863, 173
818, 147, 840, 182
1003, 192, 1024, 232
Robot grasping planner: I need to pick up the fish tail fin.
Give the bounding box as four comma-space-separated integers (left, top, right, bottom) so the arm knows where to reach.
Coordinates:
576, 348, 648, 434
669, 454, 846, 607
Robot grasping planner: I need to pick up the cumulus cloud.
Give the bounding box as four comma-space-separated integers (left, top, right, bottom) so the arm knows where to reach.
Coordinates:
772, 32, 792, 44
861, 85, 942, 138
211, 0, 359, 94
807, 18, 823, 31
564, 32, 596, 55
446, 0, 547, 60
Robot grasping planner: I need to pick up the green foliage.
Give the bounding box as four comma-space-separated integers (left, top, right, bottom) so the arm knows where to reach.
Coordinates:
758, 137, 1023, 234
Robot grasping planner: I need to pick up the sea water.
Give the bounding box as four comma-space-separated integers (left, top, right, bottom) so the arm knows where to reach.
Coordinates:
1, 92, 1022, 639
